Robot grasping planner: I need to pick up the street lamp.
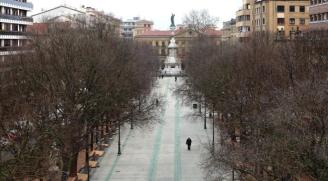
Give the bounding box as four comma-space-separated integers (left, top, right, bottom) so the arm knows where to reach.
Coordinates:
130, 108, 134, 130
117, 119, 121, 155
204, 97, 207, 129
212, 107, 215, 151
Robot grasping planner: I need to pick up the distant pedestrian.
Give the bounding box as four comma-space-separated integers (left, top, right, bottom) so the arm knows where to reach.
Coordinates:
155, 99, 159, 106
175, 76, 177, 82
186, 137, 192, 150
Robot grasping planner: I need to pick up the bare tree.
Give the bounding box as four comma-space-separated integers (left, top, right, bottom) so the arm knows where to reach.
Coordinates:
183, 9, 219, 33
183, 31, 328, 180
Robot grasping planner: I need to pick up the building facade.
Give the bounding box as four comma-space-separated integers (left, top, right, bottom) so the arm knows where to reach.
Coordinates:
236, 0, 252, 39
133, 19, 153, 37
135, 28, 222, 63
222, 19, 237, 41
31, 5, 121, 34
0, 0, 33, 60
254, 0, 309, 37
236, 0, 310, 39
309, 0, 328, 29
120, 17, 139, 39
32, 5, 84, 23
120, 17, 153, 39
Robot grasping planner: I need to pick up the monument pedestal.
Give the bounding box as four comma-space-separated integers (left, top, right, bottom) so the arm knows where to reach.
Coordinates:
161, 30, 182, 76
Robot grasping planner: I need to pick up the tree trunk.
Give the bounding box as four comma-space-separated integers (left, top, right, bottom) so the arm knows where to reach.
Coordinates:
85, 133, 90, 181
199, 97, 202, 114
138, 97, 141, 112
61, 154, 70, 180
90, 128, 94, 151
69, 151, 79, 177
106, 123, 109, 134
95, 126, 99, 146
101, 124, 104, 139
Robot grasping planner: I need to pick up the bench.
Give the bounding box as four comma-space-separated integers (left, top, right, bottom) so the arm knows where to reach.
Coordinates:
77, 173, 88, 181
89, 160, 99, 168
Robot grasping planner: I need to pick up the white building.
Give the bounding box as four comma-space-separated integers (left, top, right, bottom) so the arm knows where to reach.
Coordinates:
0, 0, 33, 59
121, 17, 154, 39
32, 5, 85, 23
32, 5, 120, 31
121, 17, 140, 39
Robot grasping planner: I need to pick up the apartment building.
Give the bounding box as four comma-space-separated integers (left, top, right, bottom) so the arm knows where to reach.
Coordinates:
121, 17, 153, 39
121, 17, 139, 39
0, 0, 33, 60
222, 19, 238, 41
309, 0, 328, 29
236, 0, 310, 39
133, 19, 153, 37
236, 0, 252, 39
254, 0, 309, 37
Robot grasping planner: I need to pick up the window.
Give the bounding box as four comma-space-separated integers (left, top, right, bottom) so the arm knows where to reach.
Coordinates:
4, 23, 10, 31
300, 6, 305, 12
13, 24, 19, 31
300, 18, 305, 25
277, 5, 285, 12
12, 40, 18, 47
12, 9, 18, 16
5, 8, 10, 15
289, 18, 295, 25
277, 18, 285, 25
263, 18, 265, 25
262, 6, 265, 13
4, 40, 10, 47
289, 6, 295, 12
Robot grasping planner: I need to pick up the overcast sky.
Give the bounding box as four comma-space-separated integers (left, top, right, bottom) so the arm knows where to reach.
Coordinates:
30, 0, 240, 29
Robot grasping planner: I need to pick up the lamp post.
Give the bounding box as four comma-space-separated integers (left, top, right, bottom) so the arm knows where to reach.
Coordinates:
204, 97, 207, 129
85, 128, 90, 181
130, 108, 134, 130
212, 107, 215, 152
117, 118, 121, 155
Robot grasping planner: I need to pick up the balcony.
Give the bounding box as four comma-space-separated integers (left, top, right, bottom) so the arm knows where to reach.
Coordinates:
0, 0, 33, 10
0, 13, 33, 22
236, 21, 251, 27
0, 46, 29, 52
236, 9, 251, 17
0, 30, 28, 36
236, 31, 251, 38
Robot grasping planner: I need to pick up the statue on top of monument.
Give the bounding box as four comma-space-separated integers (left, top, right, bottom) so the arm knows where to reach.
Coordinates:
170, 14, 175, 27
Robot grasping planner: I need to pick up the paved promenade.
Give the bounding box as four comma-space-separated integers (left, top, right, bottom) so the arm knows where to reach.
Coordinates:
91, 77, 216, 181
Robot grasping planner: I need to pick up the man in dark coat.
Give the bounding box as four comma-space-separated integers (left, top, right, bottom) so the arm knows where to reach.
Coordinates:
186, 137, 192, 150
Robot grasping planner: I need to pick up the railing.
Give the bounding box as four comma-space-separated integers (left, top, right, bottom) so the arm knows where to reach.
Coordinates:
0, 13, 33, 22
0, 30, 28, 36
0, 46, 30, 51
0, 0, 33, 9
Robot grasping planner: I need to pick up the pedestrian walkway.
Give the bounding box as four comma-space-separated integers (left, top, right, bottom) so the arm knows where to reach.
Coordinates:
91, 77, 215, 181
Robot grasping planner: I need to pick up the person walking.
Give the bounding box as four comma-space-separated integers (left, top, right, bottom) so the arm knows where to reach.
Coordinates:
186, 137, 192, 151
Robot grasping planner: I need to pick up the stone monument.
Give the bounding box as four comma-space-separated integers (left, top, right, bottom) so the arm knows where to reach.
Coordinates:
162, 14, 182, 76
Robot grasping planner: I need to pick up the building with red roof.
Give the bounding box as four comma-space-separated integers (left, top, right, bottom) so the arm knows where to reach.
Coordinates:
135, 27, 222, 62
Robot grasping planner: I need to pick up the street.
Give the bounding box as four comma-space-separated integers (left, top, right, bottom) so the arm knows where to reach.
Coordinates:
91, 77, 217, 181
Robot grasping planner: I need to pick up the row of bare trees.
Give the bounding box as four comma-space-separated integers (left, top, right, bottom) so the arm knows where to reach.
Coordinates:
184, 31, 328, 180
0, 23, 159, 180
